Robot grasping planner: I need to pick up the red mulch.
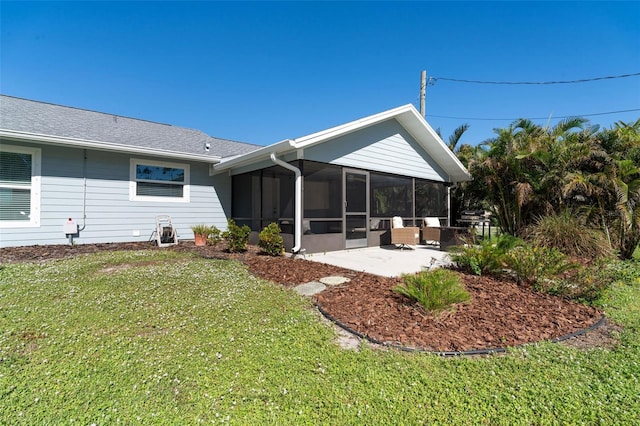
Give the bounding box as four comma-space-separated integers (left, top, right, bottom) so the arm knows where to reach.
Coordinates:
0, 241, 610, 352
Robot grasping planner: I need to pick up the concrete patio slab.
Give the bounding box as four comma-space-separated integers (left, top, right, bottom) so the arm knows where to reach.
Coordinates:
306, 245, 452, 278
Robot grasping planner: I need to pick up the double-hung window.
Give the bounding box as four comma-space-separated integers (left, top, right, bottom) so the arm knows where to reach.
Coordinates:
0, 144, 41, 227
130, 158, 189, 202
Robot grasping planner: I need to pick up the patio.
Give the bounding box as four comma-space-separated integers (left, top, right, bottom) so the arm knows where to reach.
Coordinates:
305, 244, 452, 277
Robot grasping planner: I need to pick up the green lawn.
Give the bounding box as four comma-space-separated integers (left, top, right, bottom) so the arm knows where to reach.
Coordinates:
1, 250, 639, 424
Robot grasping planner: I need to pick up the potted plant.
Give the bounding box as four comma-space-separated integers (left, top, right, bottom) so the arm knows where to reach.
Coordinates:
190, 224, 211, 247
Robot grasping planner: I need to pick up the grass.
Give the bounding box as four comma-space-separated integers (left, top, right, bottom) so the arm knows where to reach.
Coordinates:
1, 250, 639, 424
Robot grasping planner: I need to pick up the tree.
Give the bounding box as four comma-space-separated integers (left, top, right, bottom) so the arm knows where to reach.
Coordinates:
436, 123, 470, 153
467, 118, 589, 237
606, 119, 640, 259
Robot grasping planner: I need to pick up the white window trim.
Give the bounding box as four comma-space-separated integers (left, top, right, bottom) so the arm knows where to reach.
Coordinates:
0, 144, 41, 228
129, 158, 190, 203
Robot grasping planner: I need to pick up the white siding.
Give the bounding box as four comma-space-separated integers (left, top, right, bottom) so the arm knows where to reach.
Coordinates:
0, 142, 229, 247
303, 119, 448, 181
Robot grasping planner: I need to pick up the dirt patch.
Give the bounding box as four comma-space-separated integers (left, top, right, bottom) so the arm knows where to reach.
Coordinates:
0, 241, 617, 352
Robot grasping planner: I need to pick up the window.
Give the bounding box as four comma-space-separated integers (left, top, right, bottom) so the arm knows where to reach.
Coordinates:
0, 144, 41, 227
130, 158, 189, 202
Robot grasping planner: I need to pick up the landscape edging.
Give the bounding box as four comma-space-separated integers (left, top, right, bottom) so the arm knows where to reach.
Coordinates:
314, 302, 607, 356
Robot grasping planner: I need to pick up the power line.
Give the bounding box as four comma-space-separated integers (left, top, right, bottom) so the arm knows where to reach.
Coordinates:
429, 72, 640, 85
426, 108, 640, 122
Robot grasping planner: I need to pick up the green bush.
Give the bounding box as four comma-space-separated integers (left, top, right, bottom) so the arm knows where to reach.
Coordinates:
503, 244, 578, 289
527, 210, 612, 259
258, 222, 284, 256
207, 226, 222, 246
550, 267, 610, 304
449, 234, 520, 276
223, 219, 251, 252
555, 259, 640, 304
394, 269, 471, 313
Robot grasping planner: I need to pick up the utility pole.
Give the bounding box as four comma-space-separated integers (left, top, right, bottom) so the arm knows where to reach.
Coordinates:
420, 70, 426, 117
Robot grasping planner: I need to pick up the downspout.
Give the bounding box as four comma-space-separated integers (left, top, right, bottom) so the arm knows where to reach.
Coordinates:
78, 149, 87, 232
447, 185, 452, 227
269, 153, 303, 254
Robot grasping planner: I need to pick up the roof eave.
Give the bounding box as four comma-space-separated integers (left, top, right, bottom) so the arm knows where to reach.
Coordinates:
0, 129, 222, 163
213, 139, 295, 173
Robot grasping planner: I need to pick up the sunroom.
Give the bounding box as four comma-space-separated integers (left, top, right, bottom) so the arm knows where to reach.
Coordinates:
213, 104, 471, 254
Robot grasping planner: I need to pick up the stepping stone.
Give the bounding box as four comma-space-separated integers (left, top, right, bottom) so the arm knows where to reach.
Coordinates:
294, 281, 326, 296
319, 276, 350, 286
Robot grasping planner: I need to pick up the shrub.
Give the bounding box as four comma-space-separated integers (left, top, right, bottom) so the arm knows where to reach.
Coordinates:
503, 244, 578, 290
554, 259, 640, 304
550, 268, 610, 304
258, 222, 284, 256
207, 226, 222, 247
527, 211, 612, 260
394, 269, 471, 313
449, 234, 521, 276
223, 219, 251, 252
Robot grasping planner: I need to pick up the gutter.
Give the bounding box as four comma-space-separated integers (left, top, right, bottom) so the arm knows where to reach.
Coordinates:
0, 129, 222, 164
214, 139, 295, 173
269, 153, 303, 254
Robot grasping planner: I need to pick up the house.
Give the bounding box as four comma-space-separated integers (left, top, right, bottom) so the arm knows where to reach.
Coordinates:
0, 94, 471, 252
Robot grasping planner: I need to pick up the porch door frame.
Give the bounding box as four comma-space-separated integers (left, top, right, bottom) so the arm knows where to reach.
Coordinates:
343, 168, 369, 249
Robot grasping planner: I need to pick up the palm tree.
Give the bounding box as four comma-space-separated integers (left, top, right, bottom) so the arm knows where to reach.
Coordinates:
468, 118, 590, 237
613, 158, 640, 259
607, 119, 640, 259
436, 124, 470, 153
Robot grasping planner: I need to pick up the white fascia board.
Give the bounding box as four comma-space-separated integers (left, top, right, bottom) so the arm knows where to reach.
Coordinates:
0, 129, 222, 163
213, 139, 295, 173
293, 104, 415, 149
395, 108, 472, 182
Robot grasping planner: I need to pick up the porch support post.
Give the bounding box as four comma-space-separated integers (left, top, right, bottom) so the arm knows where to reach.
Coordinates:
269, 153, 303, 254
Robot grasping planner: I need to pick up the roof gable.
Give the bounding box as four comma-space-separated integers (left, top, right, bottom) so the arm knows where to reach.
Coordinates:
215, 104, 471, 182
304, 119, 448, 180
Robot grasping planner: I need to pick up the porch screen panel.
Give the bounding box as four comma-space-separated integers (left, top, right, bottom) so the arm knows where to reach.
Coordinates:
260, 166, 295, 232
370, 172, 412, 217
232, 171, 261, 230
415, 180, 447, 217
303, 161, 342, 234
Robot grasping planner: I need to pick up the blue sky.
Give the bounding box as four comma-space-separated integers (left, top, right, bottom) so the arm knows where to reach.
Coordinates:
1, 1, 639, 147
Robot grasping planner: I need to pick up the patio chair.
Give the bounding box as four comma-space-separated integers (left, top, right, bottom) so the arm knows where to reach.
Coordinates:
421, 217, 441, 246
390, 216, 419, 249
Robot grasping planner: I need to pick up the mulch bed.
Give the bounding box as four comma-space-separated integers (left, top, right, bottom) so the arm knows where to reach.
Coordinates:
0, 241, 613, 353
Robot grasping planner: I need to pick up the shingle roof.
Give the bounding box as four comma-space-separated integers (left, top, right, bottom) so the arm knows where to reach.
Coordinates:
0, 95, 260, 159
